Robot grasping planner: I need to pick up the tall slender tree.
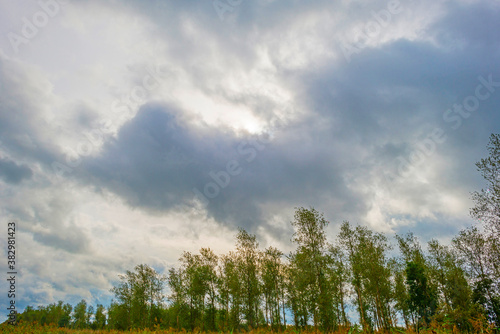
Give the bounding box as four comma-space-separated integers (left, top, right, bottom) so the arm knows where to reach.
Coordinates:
73, 299, 89, 329
200, 247, 219, 330
339, 222, 394, 333
428, 239, 473, 331
219, 251, 242, 330
261, 246, 285, 330
93, 304, 106, 329
168, 266, 187, 329
290, 207, 336, 331
405, 261, 437, 332
338, 221, 371, 332
453, 227, 500, 327
327, 245, 350, 327
471, 133, 500, 236
465, 133, 500, 327
236, 228, 261, 328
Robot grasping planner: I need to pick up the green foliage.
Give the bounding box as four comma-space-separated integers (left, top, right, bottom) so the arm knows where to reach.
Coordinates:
394, 264, 411, 329
17, 301, 73, 328
236, 228, 261, 329
339, 221, 395, 333
92, 304, 106, 329
458, 133, 500, 329
472, 275, 500, 327
110, 264, 166, 329
471, 133, 500, 234
289, 207, 336, 331
406, 261, 437, 330
72, 299, 88, 329
427, 239, 474, 332
260, 246, 285, 330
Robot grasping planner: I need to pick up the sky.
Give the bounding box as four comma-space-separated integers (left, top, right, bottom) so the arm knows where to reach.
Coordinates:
0, 0, 499, 319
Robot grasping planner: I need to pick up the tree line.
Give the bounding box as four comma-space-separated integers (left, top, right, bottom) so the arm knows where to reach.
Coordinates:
15, 134, 500, 332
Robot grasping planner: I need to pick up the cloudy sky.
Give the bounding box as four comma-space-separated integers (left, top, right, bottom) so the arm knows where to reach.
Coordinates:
0, 0, 499, 317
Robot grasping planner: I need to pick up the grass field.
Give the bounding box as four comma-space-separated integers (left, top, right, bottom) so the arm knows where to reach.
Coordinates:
1, 323, 490, 334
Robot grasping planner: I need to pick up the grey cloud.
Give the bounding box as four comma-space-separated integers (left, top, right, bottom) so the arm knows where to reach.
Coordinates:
33, 229, 89, 254
76, 103, 363, 235
0, 157, 32, 183
0, 57, 95, 254
5, 189, 92, 254
430, 1, 500, 50
0, 58, 62, 166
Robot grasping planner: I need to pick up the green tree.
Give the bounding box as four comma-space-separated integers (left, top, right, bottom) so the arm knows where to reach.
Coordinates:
218, 251, 242, 330
393, 263, 410, 329
453, 226, 500, 327
177, 252, 201, 329
110, 264, 166, 329
395, 232, 428, 330
327, 245, 350, 327
290, 207, 336, 331
359, 229, 394, 332
396, 232, 426, 265
107, 300, 130, 330
168, 266, 188, 329
92, 304, 106, 329
73, 299, 89, 329
236, 228, 261, 329
471, 133, 500, 236
19, 305, 39, 324
287, 250, 310, 327
428, 239, 473, 331
338, 222, 371, 332
406, 261, 437, 332
200, 247, 219, 331
260, 246, 285, 330
339, 222, 394, 333
465, 133, 500, 328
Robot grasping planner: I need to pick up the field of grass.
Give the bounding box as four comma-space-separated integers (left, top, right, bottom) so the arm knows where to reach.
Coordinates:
1, 322, 487, 334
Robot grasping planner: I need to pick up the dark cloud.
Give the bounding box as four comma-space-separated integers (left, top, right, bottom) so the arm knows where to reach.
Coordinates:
0, 157, 32, 183
76, 103, 362, 234
33, 229, 89, 254
430, 1, 500, 51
